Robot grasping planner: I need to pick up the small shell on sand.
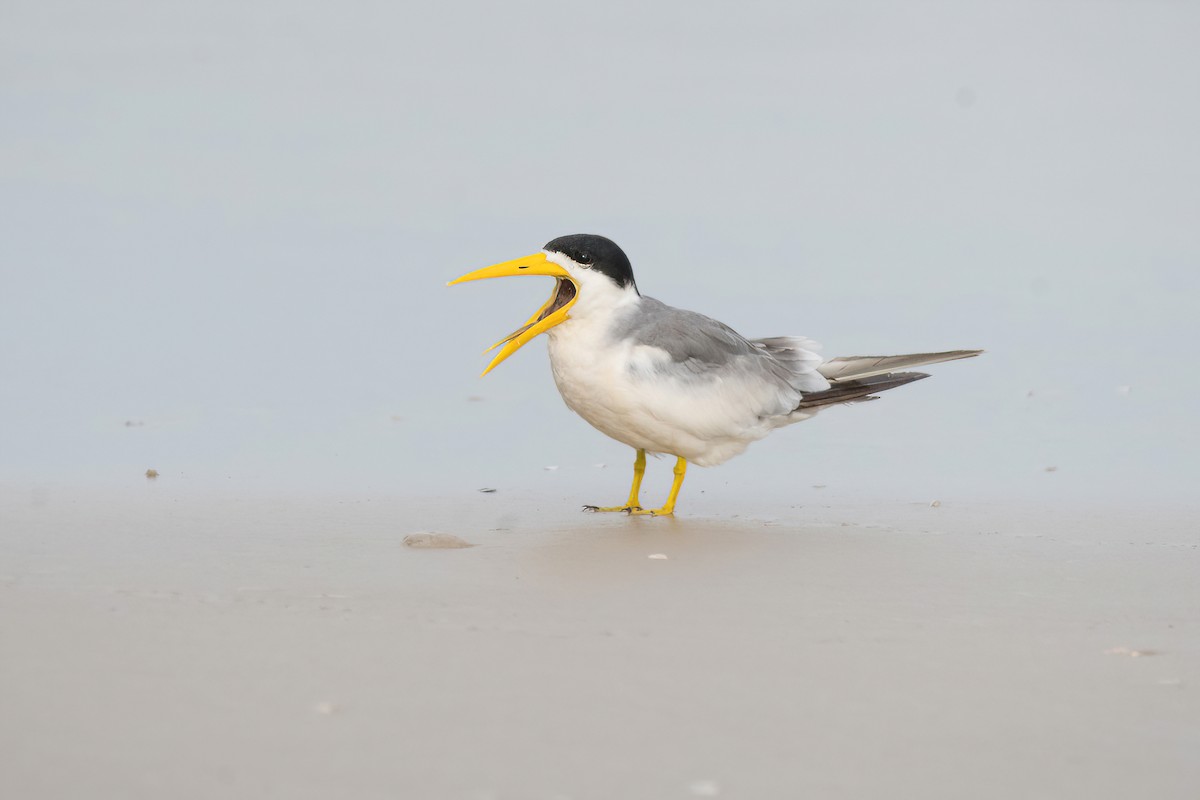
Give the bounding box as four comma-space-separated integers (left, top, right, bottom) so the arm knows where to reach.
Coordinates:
403, 532, 477, 549
145, 469, 159, 479
648, 553, 668, 560
1104, 646, 1158, 657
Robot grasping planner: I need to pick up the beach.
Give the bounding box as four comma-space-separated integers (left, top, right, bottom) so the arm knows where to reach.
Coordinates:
3, 485, 1195, 798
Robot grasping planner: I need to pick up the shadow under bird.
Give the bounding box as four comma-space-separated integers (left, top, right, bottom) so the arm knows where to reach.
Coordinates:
450, 234, 981, 516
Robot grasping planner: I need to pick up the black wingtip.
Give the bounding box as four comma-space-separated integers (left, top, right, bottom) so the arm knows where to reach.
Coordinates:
797, 371, 930, 410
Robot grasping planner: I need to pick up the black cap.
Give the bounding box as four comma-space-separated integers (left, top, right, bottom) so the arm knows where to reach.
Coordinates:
544, 234, 637, 291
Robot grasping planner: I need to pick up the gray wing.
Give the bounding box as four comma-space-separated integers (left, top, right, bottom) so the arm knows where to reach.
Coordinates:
817, 350, 983, 381
613, 297, 756, 364
611, 297, 831, 396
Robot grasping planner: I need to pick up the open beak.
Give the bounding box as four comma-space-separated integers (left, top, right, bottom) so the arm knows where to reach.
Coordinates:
448, 252, 579, 376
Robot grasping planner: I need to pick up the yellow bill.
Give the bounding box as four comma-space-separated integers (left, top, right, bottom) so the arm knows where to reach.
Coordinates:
448, 252, 579, 376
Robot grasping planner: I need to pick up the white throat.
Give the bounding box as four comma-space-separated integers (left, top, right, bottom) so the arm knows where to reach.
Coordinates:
543, 249, 640, 328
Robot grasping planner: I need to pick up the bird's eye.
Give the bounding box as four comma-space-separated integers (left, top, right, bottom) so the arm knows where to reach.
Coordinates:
576, 251, 593, 265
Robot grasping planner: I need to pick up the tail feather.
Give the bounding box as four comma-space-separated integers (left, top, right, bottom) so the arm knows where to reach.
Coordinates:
817, 349, 982, 383
797, 372, 930, 410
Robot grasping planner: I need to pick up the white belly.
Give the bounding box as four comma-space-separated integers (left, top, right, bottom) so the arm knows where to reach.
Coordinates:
545, 317, 781, 466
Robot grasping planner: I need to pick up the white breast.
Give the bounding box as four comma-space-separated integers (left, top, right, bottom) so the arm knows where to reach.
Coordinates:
544, 305, 784, 466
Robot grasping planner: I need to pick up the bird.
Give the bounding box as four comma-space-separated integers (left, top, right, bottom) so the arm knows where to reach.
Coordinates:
450, 234, 980, 516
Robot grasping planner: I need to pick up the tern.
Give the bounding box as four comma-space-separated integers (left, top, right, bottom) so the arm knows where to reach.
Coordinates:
451, 234, 980, 516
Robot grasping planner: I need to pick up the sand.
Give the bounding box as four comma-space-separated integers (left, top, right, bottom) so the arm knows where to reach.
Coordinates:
1, 486, 1196, 799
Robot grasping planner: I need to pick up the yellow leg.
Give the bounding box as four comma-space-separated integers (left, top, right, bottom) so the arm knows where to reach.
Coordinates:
584, 449, 646, 512
628, 456, 687, 516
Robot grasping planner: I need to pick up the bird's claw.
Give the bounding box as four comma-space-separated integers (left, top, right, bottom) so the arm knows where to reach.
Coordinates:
625, 507, 672, 517
583, 504, 642, 513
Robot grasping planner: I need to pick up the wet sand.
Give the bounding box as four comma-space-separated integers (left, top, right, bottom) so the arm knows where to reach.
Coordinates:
1, 487, 1196, 799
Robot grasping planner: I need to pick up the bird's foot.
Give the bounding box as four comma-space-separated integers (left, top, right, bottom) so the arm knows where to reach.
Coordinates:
625, 507, 674, 517
583, 504, 642, 513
